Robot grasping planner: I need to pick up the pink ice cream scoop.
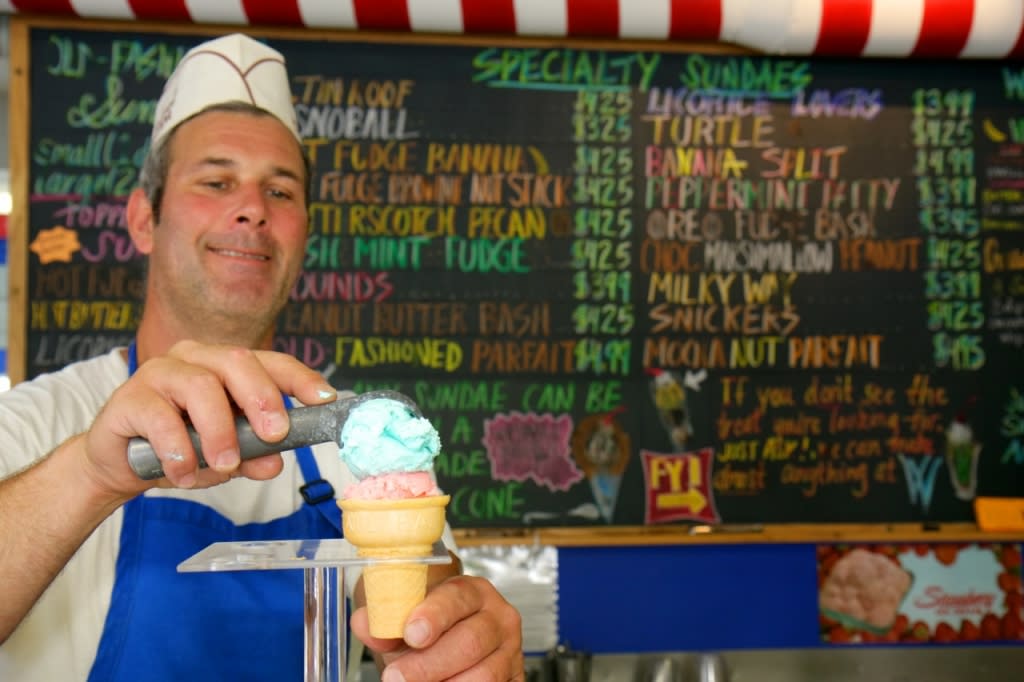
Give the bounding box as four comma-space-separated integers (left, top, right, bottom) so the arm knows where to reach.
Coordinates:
344, 471, 440, 500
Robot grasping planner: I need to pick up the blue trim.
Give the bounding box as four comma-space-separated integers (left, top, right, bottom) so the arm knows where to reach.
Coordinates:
0, 238, 6, 264
557, 544, 821, 652
0, 348, 6, 375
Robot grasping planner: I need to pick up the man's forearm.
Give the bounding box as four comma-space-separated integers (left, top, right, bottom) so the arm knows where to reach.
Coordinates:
0, 435, 121, 643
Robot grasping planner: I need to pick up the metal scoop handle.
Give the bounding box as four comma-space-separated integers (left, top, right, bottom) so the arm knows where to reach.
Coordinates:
126, 389, 421, 480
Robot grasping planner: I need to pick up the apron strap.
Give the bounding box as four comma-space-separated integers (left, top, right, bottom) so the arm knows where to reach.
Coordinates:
286, 397, 343, 536
128, 341, 139, 374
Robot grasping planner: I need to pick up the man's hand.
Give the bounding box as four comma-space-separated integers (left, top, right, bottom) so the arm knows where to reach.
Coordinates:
83, 340, 337, 503
352, 572, 525, 681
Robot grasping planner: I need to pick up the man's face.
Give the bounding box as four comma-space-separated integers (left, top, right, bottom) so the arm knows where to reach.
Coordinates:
143, 110, 308, 340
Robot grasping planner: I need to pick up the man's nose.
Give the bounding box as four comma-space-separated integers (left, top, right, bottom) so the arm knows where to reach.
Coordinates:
233, 183, 269, 227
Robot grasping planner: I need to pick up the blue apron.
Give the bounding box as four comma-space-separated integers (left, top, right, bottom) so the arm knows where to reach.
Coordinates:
88, 344, 342, 681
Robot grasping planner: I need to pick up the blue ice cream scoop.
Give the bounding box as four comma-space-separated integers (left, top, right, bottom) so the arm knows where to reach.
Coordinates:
125, 390, 422, 480
337, 397, 441, 479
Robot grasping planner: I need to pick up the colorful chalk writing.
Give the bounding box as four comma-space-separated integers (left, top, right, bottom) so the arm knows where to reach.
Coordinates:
978, 71, 1024, 358
472, 48, 660, 91
20, 29, 1024, 526
709, 373, 953, 513
912, 88, 985, 371
569, 87, 635, 379
1001, 388, 1024, 465
676, 55, 812, 97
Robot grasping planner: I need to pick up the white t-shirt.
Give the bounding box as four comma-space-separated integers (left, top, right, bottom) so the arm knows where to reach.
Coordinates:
0, 348, 454, 681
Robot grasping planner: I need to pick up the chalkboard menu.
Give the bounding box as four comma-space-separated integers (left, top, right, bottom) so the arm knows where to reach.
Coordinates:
16, 24, 1024, 529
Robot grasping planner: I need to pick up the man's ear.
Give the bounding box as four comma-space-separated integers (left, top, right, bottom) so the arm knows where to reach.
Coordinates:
126, 188, 156, 255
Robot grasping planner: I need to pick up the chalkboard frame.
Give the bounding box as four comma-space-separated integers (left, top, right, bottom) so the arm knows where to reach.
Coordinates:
7, 15, 1021, 546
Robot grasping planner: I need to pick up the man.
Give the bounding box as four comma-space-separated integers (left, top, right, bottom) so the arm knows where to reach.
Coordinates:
0, 33, 523, 681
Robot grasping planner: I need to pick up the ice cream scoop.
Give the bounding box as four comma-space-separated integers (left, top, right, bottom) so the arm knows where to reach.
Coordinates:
126, 390, 422, 480
338, 396, 441, 481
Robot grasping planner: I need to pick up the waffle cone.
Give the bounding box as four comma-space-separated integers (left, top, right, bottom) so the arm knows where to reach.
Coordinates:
338, 495, 450, 638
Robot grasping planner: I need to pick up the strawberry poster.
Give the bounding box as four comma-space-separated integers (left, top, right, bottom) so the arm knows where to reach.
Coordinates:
818, 543, 1023, 644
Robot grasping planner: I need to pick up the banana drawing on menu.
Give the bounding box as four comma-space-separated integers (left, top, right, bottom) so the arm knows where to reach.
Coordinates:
983, 118, 1008, 143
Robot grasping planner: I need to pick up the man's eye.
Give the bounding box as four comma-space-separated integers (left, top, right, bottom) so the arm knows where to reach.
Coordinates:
268, 187, 295, 200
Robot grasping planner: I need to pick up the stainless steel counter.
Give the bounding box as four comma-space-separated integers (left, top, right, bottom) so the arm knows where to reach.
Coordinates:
545, 647, 1024, 682
353, 646, 1024, 681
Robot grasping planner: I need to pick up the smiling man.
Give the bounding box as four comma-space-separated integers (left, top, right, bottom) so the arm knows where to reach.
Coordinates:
0, 33, 523, 682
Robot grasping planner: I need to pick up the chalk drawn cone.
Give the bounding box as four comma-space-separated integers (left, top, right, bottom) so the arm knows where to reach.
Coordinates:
339, 495, 450, 638
588, 472, 621, 522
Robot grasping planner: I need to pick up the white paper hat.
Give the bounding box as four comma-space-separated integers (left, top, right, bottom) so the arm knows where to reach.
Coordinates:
151, 33, 300, 147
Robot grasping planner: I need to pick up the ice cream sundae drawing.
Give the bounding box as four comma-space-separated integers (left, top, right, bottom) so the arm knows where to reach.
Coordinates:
945, 411, 982, 501
571, 407, 631, 522
647, 368, 693, 451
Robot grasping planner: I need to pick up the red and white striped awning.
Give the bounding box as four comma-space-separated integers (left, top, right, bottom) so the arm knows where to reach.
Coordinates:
3, 0, 1023, 58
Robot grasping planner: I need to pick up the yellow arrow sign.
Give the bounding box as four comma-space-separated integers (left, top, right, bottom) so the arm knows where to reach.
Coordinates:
656, 487, 707, 513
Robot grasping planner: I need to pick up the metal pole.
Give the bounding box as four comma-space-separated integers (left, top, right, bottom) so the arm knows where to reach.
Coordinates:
304, 566, 346, 681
